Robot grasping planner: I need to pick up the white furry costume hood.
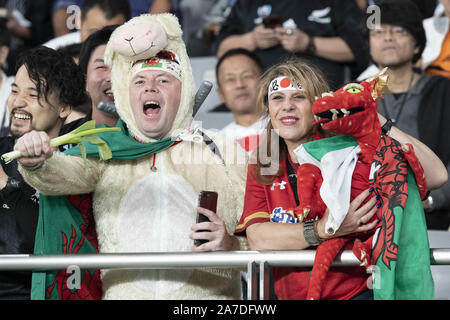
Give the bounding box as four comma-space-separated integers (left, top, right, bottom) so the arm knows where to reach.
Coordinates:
104, 13, 195, 143
19, 13, 249, 300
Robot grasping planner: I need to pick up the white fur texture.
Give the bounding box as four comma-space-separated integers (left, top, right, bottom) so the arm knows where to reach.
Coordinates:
104, 13, 195, 143
111, 21, 168, 60
19, 13, 249, 300
116, 172, 197, 296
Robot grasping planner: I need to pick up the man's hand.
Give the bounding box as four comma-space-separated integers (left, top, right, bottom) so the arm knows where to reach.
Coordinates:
275, 27, 310, 53
14, 131, 54, 170
190, 207, 240, 252
0, 165, 8, 190
252, 24, 280, 50
6, 10, 31, 39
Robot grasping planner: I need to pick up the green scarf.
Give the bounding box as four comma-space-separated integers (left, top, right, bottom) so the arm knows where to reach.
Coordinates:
64, 118, 178, 159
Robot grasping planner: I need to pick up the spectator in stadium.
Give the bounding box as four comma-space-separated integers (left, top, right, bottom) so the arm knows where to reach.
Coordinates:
423, 0, 450, 78
15, 14, 247, 300
234, 58, 447, 300
217, 48, 267, 152
0, 17, 13, 136
179, 0, 235, 56
56, 43, 92, 124
0, 46, 87, 300
1, 0, 54, 75
51, 0, 183, 38
60, 25, 119, 136
44, 0, 130, 50
362, 0, 450, 229
215, 0, 370, 90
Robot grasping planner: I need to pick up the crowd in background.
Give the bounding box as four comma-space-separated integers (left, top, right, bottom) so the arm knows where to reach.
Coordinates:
0, 0, 449, 300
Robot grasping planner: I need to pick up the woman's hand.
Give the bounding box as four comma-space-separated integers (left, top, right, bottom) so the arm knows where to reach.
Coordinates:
317, 188, 379, 239
190, 207, 240, 252
14, 130, 54, 170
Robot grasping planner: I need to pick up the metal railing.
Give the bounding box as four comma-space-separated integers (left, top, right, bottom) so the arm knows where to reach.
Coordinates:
1, 249, 449, 300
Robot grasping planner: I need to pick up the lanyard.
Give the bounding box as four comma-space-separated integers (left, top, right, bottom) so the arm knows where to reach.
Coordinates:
380, 72, 415, 124
286, 158, 299, 206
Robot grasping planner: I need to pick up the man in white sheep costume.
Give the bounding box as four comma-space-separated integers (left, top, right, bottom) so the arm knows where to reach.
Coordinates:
15, 14, 248, 300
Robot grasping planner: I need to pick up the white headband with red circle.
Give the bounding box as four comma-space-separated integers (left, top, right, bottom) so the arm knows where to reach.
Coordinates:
268, 76, 304, 99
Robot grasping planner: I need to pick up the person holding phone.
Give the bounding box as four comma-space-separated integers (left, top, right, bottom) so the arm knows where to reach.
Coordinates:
215, 0, 370, 89
14, 14, 248, 300
191, 190, 241, 251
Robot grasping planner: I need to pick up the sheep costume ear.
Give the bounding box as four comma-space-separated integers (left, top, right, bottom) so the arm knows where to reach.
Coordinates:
104, 13, 195, 142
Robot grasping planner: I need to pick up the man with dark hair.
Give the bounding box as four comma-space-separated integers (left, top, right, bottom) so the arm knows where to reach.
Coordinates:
61, 25, 119, 135
44, 0, 130, 50
362, 0, 450, 230
15, 13, 248, 300
79, 0, 130, 40
0, 46, 87, 299
216, 48, 267, 152
52, 0, 158, 37
57, 43, 83, 64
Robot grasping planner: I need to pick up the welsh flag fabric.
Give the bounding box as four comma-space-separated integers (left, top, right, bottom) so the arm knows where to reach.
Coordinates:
296, 134, 434, 300
370, 135, 433, 300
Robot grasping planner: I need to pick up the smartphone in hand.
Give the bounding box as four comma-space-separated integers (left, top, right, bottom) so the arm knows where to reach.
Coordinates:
194, 191, 218, 247
262, 15, 283, 29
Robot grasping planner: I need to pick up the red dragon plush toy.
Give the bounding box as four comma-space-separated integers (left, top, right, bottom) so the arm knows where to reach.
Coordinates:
289, 69, 429, 300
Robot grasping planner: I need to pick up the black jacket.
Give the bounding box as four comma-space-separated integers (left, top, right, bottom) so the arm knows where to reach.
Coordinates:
0, 136, 39, 299
418, 75, 450, 229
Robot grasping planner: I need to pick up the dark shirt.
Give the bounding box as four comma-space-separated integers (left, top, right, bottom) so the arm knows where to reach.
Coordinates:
380, 75, 450, 230
59, 111, 92, 152
216, 0, 369, 89
0, 136, 39, 299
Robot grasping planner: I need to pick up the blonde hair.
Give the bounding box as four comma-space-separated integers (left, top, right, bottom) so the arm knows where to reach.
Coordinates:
253, 59, 330, 185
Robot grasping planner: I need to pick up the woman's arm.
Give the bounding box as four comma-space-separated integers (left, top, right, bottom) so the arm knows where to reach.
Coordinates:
379, 114, 448, 190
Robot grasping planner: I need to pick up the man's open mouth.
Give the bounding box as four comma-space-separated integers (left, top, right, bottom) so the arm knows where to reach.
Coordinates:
313, 106, 364, 125
104, 89, 114, 99
143, 101, 161, 116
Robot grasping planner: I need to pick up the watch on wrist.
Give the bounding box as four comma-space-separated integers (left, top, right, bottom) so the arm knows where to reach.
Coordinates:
303, 220, 321, 246
305, 36, 316, 56
381, 119, 394, 135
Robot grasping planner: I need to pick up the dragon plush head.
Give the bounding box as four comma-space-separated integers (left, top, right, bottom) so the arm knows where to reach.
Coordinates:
311, 68, 389, 162
312, 68, 388, 138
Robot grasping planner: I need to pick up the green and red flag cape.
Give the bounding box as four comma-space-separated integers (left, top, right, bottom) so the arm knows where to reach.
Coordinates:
298, 134, 434, 300
31, 119, 180, 300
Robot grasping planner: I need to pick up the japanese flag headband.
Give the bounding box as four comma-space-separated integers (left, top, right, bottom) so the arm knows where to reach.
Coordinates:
268, 76, 304, 99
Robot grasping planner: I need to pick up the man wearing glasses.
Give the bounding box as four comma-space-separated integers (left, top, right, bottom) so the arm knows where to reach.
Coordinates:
363, 0, 450, 230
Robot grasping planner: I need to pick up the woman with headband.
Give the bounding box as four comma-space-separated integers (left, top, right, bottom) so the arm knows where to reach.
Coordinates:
234, 59, 447, 300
